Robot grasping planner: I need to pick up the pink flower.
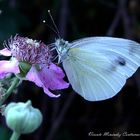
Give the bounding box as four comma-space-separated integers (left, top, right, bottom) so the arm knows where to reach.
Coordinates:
0, 35, 69, 97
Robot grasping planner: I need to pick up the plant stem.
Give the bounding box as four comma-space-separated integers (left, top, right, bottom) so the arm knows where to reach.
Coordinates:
10, 132, 20, 140
0, 77, 20, 106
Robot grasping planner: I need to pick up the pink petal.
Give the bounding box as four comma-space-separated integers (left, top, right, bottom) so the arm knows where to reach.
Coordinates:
0, 48, 11, 56
0, 59, 20, 79
26, 66, 60, 97
43, 87, 60, 98
49, 63, 65, 77
38, 63, 69, 90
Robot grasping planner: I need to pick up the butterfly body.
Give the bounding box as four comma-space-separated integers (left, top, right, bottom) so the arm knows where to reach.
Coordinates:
55, 39, 70, 63
55, 37, 140, 101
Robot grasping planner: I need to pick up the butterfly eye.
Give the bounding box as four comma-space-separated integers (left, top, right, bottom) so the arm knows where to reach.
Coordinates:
59, 39, 69, 47
60, 40, 65, 46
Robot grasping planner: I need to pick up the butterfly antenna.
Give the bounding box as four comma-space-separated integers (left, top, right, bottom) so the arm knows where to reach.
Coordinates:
44, 22, 60, 37
48, 10, 61, 39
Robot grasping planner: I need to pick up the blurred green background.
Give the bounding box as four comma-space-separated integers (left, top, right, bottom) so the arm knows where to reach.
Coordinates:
0, 0, 140, 140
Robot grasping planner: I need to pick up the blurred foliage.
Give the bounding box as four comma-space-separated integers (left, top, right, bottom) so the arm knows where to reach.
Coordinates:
0, 125, 11, 140
0, 0, 140, 140
0, 0, 30, 45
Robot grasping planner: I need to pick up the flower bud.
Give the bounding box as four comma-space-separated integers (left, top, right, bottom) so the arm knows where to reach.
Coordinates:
4, 100, 42, 134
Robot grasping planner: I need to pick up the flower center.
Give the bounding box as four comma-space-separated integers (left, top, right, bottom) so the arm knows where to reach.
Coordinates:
6, 35, 52, 65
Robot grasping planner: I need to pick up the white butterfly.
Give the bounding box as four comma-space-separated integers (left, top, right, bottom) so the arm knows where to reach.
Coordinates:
54, 37, 140, 101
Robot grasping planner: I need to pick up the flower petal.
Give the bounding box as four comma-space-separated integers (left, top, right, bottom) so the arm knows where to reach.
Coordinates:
26, 66, 60, 97
0, 59, 20, 79
26, 67, 43, 88
0, 48, 11, 56
43, 87, 60, 98
38, 63, 69, 90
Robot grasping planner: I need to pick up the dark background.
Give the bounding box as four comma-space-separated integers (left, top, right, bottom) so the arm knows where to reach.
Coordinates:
0, 0, 140, 140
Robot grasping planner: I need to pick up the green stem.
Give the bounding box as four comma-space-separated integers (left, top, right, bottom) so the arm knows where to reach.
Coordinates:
10, 132, 20, 140
0, 77, 20, 106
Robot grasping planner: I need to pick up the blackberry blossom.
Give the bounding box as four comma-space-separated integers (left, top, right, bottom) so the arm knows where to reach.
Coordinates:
4, 35, 52, 65
0, 35, 69, 97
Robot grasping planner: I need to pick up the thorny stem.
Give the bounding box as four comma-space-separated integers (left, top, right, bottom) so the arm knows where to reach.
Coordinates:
0, 77, 20, 106
10, 131, 20, 140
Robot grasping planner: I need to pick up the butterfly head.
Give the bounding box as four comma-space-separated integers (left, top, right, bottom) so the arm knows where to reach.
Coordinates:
55, 38, 70, 63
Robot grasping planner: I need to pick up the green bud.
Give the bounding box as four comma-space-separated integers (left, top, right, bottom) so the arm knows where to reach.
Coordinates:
4, 100, 42, 134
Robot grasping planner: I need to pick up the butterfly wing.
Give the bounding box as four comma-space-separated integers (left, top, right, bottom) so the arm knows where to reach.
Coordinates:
62, 37, 140, 101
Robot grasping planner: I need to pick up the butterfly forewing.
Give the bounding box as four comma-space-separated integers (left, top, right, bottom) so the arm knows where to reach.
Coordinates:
61, 37, 140, 101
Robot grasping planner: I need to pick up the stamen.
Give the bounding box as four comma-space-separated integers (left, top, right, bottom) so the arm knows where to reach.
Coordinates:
3, 41, 10, 49
6, 35, 52, 65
